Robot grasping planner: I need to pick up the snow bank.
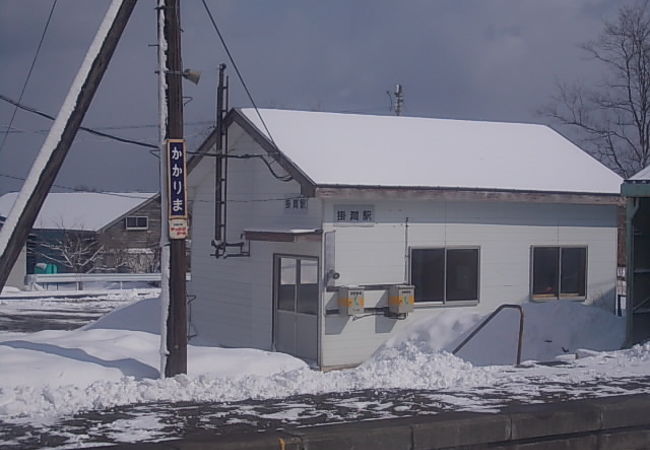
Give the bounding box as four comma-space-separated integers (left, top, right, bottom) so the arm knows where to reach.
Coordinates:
85, 296, 161, 334
0, 296, 636, 423
379, 301, 625, 366
0, 287, 21, 295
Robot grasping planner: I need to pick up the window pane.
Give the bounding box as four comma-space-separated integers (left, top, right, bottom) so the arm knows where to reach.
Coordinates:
532, 247, 559, 297
560, 248, 586, 296
278, 258, 296, 311
411, 249, 444, 302
297, 259, 318, 315
446, 249, 479, 301
136, 217, 147, 228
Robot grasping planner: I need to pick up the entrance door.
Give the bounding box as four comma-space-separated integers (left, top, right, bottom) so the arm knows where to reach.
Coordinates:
274, 255, 319, 363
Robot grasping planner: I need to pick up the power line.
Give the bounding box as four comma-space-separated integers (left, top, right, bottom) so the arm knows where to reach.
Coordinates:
0, 172, 153, 200
0, 0, 57, 155
200, 0, 278, 147
0, 172, 300, 204
1, 120, 214, 135
0, 92, 292, 181
0, 93, 158, 150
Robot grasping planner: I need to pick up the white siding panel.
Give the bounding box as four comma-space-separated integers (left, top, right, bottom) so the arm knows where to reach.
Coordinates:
321, 200, 619, 368
188, 124, 322, 351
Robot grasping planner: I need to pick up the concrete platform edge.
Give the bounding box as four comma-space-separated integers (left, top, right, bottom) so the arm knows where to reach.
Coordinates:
103, 393, 650, 450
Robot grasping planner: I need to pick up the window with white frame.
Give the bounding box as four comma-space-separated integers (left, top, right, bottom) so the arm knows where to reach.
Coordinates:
410, 247, 480, 303
531, 246, 586, 299
334, 205, 374, 224
125, 216, 148, 230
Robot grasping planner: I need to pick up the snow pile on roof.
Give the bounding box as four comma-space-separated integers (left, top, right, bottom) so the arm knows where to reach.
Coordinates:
0, 296, 636, 424
239, 108, 622, 194
0, 192, 156, 231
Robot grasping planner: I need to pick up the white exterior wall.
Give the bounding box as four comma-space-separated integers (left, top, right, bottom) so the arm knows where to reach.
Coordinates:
321, 199, 618, 368
188, 123, 322, 349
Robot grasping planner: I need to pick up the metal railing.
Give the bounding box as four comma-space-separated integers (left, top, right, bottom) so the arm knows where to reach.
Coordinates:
452, 304, 524, 366
25, 272, 190, 290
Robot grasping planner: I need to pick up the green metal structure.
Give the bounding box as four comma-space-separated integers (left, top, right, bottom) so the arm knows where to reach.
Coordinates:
622, 171, 650, 345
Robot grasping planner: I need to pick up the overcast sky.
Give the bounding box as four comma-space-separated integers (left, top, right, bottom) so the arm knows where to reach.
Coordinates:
0, 0, 622, 196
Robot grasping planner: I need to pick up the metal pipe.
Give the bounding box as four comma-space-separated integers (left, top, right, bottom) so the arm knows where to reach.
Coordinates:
213, 64, 226, 247
452, 304, 524, 366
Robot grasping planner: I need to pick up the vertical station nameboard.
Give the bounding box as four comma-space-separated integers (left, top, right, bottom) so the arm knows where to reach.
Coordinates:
167, 139, 188, 239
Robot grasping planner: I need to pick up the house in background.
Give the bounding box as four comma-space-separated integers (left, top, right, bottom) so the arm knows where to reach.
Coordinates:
0, 216, 27, 289
0, 192, 160, 274
188, 108, 622, 369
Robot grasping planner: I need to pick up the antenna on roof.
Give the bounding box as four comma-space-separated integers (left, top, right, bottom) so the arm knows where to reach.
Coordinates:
387, 84, 404, 116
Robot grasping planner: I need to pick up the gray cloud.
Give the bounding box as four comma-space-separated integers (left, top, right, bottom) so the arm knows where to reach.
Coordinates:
0, 0, 621, 195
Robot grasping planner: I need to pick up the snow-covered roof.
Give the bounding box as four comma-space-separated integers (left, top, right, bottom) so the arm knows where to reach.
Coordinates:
629, 164, 650, 181
238, 108, 622, 194
0, 192, 156, 231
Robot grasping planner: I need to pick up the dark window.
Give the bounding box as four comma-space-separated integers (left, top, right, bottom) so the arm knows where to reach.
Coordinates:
362, 210, 373, 221
446, 249, 479, 301
561, 248, 587, 296
532, 247, 587, 298
349, 210, 359, 221
411, 248, 479, 303
336, 210, 346, 221
411, 249, 444, 302
532, 247, 559, 297
125, 216, 148, 230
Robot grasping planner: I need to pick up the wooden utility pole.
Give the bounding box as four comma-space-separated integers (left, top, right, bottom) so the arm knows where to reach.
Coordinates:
0, 0, 137, 293
160, 0, 187, 377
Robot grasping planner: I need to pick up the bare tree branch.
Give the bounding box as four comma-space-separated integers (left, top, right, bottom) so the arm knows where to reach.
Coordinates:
31, 229, 103, 273
541, 0, 650, 177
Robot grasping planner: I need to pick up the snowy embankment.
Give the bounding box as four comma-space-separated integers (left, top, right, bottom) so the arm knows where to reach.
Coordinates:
0, 295, 645, 424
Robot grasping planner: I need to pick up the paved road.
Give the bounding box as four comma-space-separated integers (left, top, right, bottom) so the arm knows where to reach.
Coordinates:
0, 296, 134, 333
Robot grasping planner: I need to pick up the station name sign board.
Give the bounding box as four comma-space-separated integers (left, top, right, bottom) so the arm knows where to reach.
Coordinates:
167, 139, 188, 239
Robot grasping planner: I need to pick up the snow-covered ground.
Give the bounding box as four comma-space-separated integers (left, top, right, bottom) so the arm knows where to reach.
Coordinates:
1, 293, 648, 447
